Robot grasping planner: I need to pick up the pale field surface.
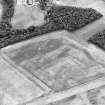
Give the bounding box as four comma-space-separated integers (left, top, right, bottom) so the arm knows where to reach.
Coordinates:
46, 95, 86, 105
11, 0, 45, 29
0, 55, 46, 105
82, 85, 105, 105
0, 1, 2, 22
1, 0, 105, 105
47, 92, 95, 105
1, 32, 105, 105
37, 85, 105, 105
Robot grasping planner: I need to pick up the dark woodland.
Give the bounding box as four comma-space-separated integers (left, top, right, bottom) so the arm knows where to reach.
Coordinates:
0, 0, 103, 48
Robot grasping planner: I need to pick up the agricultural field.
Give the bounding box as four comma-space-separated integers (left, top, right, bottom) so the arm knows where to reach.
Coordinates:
1, 0, 105, 105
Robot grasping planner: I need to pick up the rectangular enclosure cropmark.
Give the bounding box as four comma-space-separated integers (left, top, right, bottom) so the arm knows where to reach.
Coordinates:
2, 35, 105, 92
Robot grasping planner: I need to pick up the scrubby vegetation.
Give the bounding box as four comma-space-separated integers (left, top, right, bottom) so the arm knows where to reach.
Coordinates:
88, 30, 105, 50
45, 6, 103, 31
0, 0, 14, 35
0, 4, 103, 49
1, 0, 15, 21
0, 20, 63, 48
0, 21, 12, 35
